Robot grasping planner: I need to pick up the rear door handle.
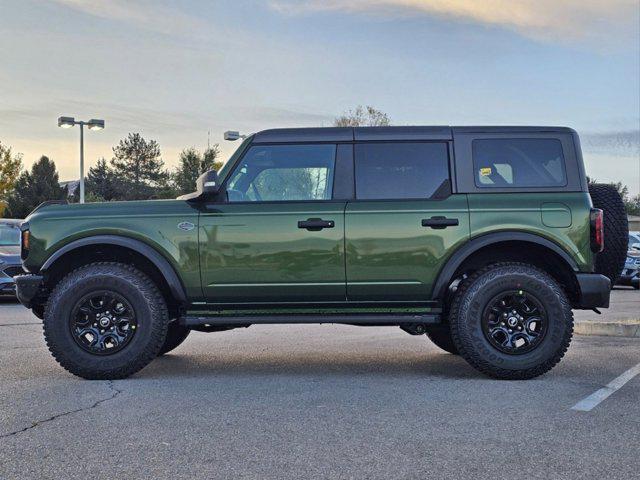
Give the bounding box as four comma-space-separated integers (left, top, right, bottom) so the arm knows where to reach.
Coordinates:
298, 218, 335, 231
421, 216, 459, 229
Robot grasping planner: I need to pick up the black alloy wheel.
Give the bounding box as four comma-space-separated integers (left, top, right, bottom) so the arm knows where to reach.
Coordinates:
481, 290, 546, 355
70, 291, 138, 355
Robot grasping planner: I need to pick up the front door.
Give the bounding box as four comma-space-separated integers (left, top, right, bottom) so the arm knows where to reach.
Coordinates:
199, 143, 346, 305
345, 141, 470, 302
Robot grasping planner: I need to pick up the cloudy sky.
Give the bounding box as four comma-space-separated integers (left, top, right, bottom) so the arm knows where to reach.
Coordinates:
1, 0, 639, 194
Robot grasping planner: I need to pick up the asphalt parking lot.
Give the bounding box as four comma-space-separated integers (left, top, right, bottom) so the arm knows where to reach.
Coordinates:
1, 292, 639, 480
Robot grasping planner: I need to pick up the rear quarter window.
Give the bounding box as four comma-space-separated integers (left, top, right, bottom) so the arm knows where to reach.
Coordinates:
473, 138, 567, 188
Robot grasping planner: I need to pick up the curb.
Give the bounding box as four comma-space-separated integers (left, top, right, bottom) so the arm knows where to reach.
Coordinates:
574, 320, 640, 338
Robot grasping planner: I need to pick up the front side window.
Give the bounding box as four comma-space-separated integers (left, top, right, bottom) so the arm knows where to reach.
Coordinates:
226, 144, 336, 202
473, 138, 567, 188
354, 142, 450, 200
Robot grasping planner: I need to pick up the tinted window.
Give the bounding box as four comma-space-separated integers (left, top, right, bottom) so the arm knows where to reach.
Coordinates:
354, 143, 450, 200
226, 144, 336, 202
473, 138, 567, 188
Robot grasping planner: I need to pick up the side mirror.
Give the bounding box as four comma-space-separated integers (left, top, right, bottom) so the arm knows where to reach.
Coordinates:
177, 170, 223, 202
196, 170, 221, 197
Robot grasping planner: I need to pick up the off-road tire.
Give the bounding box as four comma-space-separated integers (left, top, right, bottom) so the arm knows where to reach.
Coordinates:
427, 330, 459, 355
158, 323, 191, 356
589, 183, 629, 287
43, 262, 169, 380
449, 263, 573, 380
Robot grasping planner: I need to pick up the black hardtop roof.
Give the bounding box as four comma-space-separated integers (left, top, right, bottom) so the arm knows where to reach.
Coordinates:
252, 126, 576, 143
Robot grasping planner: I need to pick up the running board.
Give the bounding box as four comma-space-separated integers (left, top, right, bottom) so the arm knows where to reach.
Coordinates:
181, 313, 441, 327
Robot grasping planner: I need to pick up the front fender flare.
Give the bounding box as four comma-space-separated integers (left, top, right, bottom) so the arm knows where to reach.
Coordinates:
41, 235, 187, 304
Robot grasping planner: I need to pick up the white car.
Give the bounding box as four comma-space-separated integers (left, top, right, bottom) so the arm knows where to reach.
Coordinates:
617, 231, 640, 289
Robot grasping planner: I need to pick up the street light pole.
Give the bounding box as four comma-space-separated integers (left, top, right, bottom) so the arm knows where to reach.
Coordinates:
79, 122, 84, 204
58, 117, 104, 204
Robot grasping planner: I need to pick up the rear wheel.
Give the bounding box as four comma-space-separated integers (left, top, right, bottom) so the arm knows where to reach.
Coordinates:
43, 262, 169, 379
427, 330, 459, 355
588, 183, 629, 286
449, 263, 573, 380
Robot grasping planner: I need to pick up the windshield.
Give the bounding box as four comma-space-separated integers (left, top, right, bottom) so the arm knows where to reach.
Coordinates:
629, 233, 640, 249
0, 224, 21, 246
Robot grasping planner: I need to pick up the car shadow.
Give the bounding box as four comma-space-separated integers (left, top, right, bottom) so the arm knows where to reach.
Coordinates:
141, 349, 482, 380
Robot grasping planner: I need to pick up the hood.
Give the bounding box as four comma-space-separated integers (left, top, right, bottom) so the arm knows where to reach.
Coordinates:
0, 245, 21, 265
0, 245, 20, 256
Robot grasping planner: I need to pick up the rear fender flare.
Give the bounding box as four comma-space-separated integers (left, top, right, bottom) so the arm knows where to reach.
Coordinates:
432, 232, 579, 301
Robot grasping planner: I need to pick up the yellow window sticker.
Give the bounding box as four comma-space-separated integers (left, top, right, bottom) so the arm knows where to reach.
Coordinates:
480, 167, 492, 176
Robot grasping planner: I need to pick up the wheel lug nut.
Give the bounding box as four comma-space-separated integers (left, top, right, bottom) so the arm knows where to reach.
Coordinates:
500, 322, 505, 326
508, 329, 513, 333
502, 313, 508, 318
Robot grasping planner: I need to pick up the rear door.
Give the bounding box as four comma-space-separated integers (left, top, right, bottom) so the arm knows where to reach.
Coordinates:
199, 143, 348, 304
345, 141, 470, 302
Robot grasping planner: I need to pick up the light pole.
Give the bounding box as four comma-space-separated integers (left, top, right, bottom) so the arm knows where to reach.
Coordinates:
57, 116, 105, 203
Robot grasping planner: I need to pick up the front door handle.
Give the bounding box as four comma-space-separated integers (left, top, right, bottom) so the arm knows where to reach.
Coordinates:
298, 218, 335, 231
421, 216, 459, 229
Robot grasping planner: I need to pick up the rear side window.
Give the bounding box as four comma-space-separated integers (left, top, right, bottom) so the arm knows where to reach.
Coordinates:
473, 138, 567, 188
354, 142, 450, 200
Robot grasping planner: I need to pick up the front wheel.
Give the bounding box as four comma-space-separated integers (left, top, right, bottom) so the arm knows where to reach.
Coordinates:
449, 263, 573, 380
158, 323, 191, 356
43, 263, 169, 379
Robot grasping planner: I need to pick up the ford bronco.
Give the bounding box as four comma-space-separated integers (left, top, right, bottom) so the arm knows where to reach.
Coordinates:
15, 126, 628, 380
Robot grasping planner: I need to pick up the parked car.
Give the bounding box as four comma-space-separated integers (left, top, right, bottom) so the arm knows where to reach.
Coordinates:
617, 232, 640, 289
0, 219, 24, 296
15, 126, 629, 380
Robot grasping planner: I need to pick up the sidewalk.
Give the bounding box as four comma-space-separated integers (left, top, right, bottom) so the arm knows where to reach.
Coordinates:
574, 287, 640, 337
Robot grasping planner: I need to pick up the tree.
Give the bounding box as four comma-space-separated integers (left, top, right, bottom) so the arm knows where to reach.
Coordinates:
334, 105, 391, 127
172, 145, 222, 196
85, 158, 119, 201
0, 142, 23, 206
111, 133, 168, 200
6, 156, 67, 218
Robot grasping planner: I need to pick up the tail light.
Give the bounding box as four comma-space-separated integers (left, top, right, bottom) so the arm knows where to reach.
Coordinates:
590, 208, 604, 253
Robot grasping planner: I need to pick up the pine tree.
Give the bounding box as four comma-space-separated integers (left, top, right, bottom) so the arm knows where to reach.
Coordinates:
111, 133, 168, 200
173, 145, 222, 195
6, 156, 67, 218
86, 158, 119, 201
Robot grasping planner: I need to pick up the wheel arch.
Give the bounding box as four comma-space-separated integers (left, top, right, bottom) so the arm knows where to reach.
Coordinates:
433, 232, 580, 304
41, 235, 187, 309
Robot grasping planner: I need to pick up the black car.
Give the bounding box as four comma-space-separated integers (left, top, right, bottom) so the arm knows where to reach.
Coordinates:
0, 219, 23, 296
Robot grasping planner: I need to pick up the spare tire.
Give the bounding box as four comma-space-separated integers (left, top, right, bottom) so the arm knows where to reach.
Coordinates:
588, 183, 629, 287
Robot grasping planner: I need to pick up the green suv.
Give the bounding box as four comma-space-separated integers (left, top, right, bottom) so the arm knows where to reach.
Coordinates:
15, 126, 627, 380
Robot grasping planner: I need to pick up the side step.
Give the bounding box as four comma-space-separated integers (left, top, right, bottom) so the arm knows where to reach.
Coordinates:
181, 313, 441, 327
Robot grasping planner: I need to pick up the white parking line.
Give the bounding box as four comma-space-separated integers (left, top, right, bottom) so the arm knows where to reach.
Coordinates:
571, 362, 640, 412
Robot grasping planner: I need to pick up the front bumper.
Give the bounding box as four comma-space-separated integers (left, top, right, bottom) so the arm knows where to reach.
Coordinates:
14, 274, 44, 308
576, 273, 610, 309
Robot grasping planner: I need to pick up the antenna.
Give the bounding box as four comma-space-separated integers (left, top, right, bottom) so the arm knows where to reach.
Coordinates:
207, 130, 210, 149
